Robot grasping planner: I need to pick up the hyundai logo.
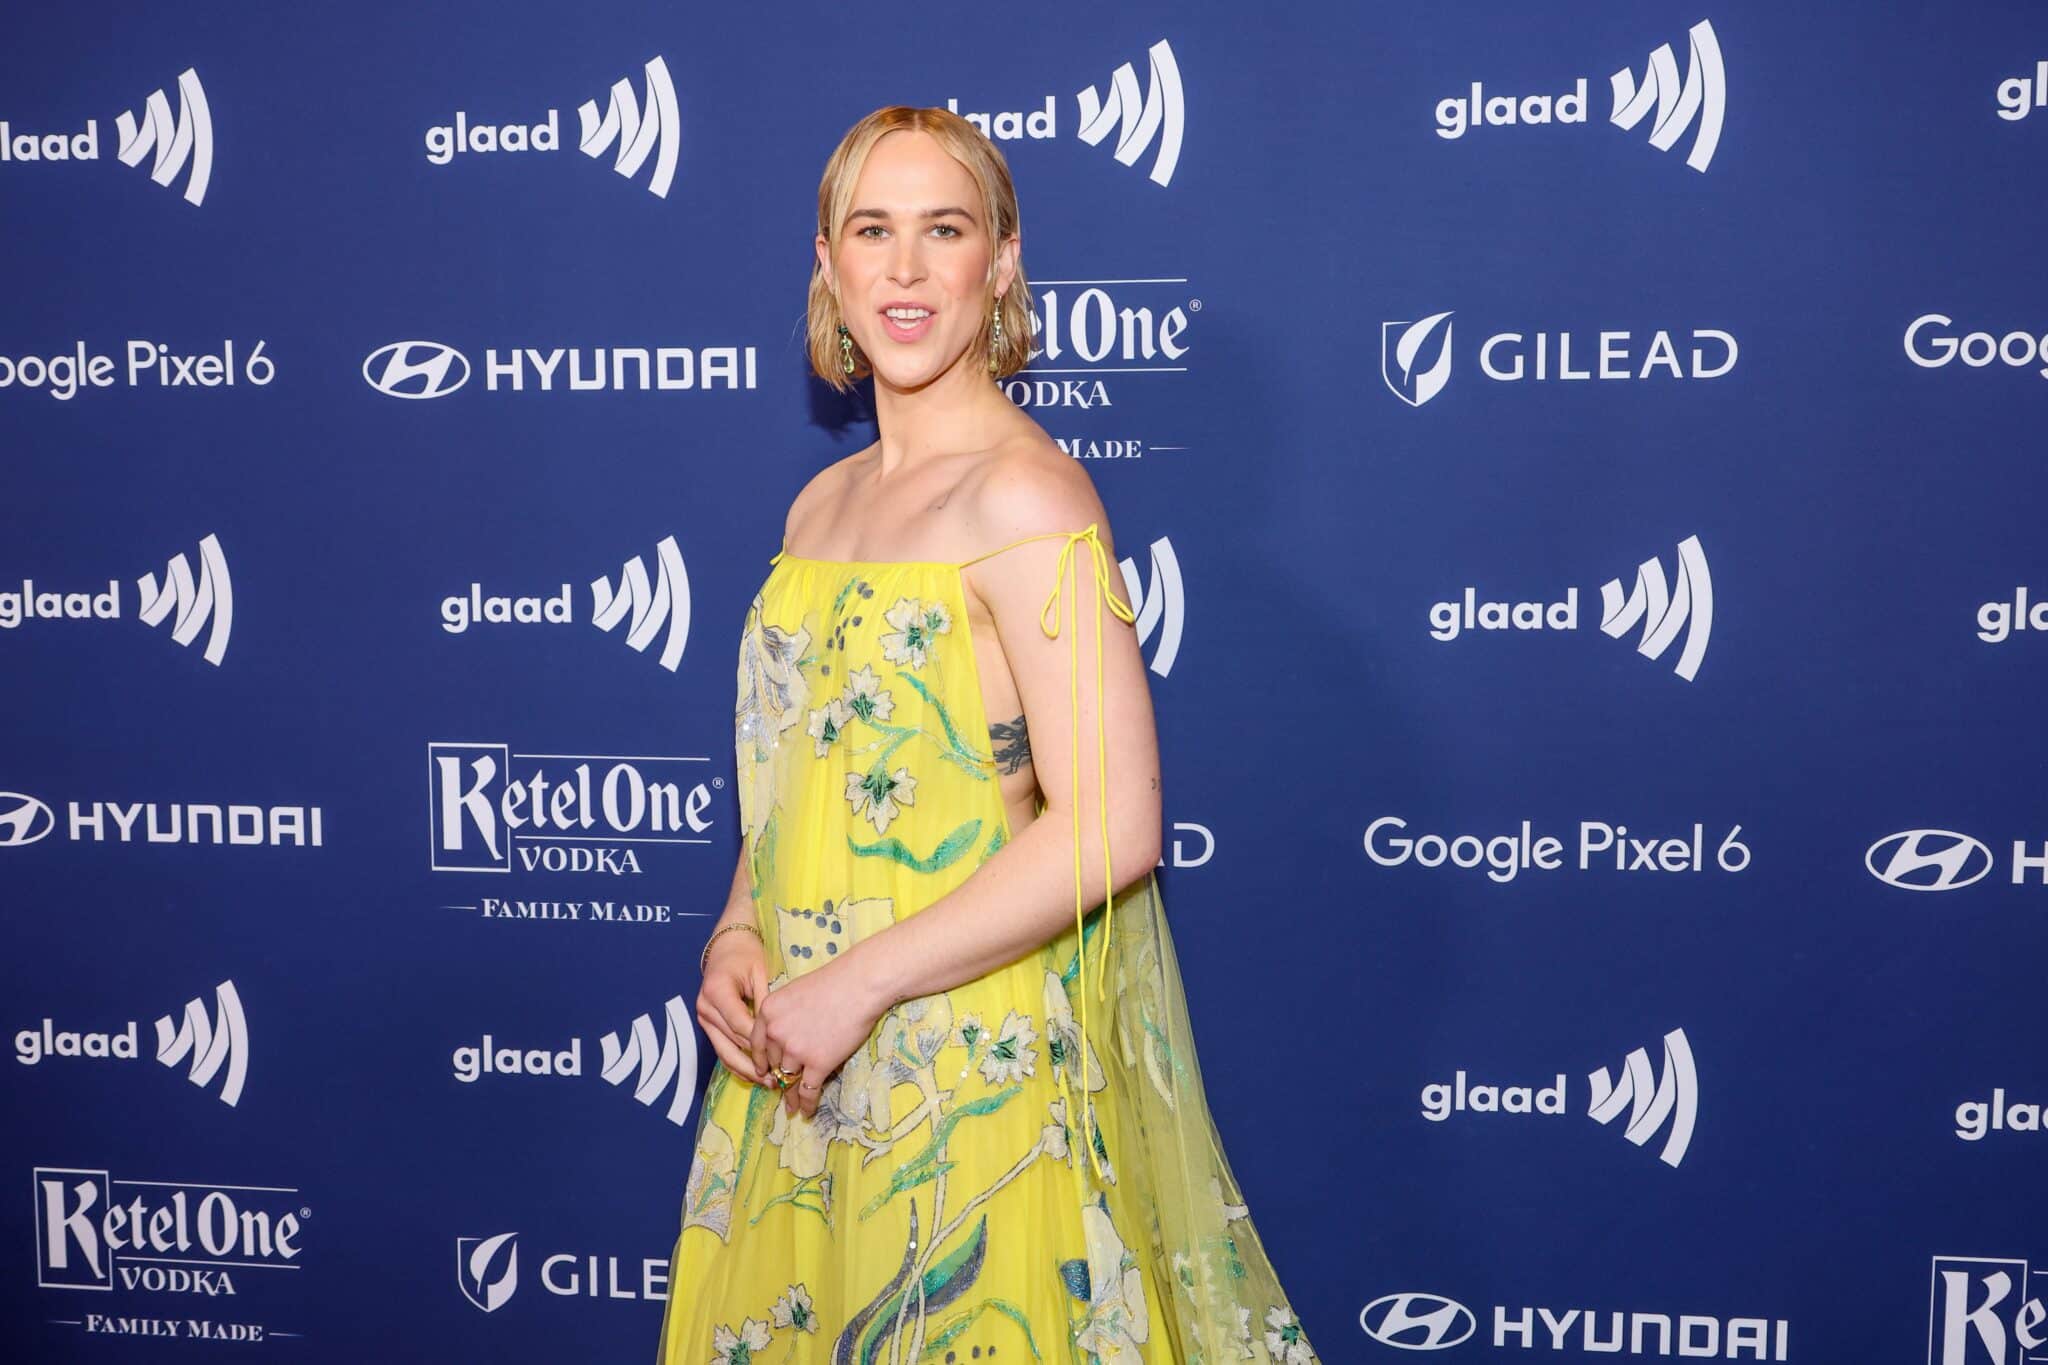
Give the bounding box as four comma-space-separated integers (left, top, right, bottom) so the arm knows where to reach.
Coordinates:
0, 792, 55, 847
363, 340, 471, 400
1865, 829, 1994, 891
1359, 1291, 1477, 1350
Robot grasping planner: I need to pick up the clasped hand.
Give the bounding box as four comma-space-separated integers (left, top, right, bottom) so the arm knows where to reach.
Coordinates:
696, 931, 883, 1118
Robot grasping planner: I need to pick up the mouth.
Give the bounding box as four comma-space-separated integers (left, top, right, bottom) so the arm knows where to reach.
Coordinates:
878, 304, 936, 342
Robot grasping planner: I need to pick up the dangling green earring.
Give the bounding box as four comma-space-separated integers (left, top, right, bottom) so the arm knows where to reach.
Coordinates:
987, 301, 1004, 376
837, 321, 854, 375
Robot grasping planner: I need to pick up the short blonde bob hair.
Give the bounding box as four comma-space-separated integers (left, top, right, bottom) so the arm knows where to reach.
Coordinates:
807, 106, 1034, 391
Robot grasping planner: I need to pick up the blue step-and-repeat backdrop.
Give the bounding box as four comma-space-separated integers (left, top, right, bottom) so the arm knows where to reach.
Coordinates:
4, 1, 2046, 1360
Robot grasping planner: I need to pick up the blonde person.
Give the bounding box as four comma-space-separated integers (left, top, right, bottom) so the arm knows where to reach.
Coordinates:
658, 106, 1318, 1365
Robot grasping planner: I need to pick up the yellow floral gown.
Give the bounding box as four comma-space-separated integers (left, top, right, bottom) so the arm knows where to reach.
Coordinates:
657, 526, 1319, 1365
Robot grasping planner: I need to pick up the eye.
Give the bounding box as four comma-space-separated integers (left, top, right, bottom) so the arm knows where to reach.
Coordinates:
856, 225, 886, 239
931, 223, 960, 238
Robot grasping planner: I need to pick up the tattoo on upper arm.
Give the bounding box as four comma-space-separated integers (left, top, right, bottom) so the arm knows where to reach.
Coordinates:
990, 714, 1031, 774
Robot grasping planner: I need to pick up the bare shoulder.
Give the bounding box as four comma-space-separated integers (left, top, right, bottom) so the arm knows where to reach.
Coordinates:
782, 446, 871, 544
964, 434, 1115, 557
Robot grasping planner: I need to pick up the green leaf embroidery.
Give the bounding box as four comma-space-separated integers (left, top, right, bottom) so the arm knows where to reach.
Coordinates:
847, 819, 983, 874
859, 1084, 1021, 1220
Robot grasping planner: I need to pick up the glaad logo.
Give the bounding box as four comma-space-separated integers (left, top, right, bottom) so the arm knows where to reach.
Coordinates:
1978, 589, 2048, 642
1997, 62, 2048, 121
34, 1167, 306, 1294
1928, 1256, 2047, 1365
1118, 536, 1183, 677
423, 56, 679, 198
363, 340, 755, 397
440, 536, 690, 672
577, 57, 680, 199
1361, 1285, 1788, 1357
1600, 534, 1713, 682
1955, 1089, 2048, 1142
1906, 314, 2048, 380
948, 39, 1184, 188
1428, 536, 1714, 682
426, 742, 715, 876
1383, 313, 1455, 407
1866, 831, 1994, 892
1, 533, 233, 665
15, 980, 248, 1107
155, 981, 250, 1107
454, 1230, 670, 1310
458, 1232, 519, 1313
1360, 1292, 1477, 1349
450, 997, 697, 1127
1433, 19, 1726, 172
0, 67, 215, 205
1380, 311, 1737, 407
1587, 1029, 1698, 1168
1418, 1027, 1697, 1169
600, 996, 697, 1125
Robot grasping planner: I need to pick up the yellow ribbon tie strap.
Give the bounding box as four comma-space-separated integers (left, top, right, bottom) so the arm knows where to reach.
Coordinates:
1028, 523, 1137, 1185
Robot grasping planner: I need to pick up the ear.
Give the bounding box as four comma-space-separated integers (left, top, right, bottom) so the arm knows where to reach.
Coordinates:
991, 232, 1019, 299
814, 233, 835, 295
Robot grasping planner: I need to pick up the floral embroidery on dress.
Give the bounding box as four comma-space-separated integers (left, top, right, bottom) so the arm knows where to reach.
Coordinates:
877, 596, 952, 669
979, 1008, 1038, 1085
841, 663, 895, 723
1264, 1305, 1314, 1364
708, 1317, 771, 1365
844, 763, 916, 834
770, 1283, 817, 1333
805, 697, 853, 757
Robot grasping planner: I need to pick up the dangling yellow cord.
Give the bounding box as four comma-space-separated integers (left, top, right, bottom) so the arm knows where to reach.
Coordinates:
1029, 524, 1137, 1183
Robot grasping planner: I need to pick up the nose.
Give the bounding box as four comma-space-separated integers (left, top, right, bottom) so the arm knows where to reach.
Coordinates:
887, 234, 926, 288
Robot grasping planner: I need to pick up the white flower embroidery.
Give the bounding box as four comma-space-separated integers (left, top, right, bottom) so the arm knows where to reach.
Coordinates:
1042, 969, 1107, 1091
845, 765, 916, 835
766, 1046, 876, 1179
878, 596, 951, 669
1263, 1306, 1313, 1364
805, 697, 853, 758
1043, 1096, 1072, 1163
841, 664, 896, 723
771, 1283, 817, 1333
1072, 1202, 1151, 1360
709, 1316, 772, 1365
978, 1008, 1038, 1085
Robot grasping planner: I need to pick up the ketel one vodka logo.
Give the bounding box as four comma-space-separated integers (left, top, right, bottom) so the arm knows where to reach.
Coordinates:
35, 1167, 305, 1294
0, 67, 215, 205
1929, 1257, 2048, 1365
439, 535, 690, 672
1428, 536, 1714, 682
427, 742, 715, 876
1432, 19, 1726, 172
1, 533, 233, 665
1419, 1028, 1698, 1169
999, 278, 1197, 411
1380, 311, 1738, 408
15, 981, 249, 1107
423, 56, 679, 198
451, 996, 698, 1126
947, 38, 1184, 187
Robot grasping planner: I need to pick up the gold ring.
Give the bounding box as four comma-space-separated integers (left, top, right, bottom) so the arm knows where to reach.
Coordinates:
770, 1065, 799, 1088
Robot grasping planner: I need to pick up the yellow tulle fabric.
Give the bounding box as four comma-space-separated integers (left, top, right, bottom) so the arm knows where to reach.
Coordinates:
657, 528, 1318, 1365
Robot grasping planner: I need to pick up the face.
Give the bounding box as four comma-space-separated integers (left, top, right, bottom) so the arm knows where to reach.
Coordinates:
817, 129, 1017, 392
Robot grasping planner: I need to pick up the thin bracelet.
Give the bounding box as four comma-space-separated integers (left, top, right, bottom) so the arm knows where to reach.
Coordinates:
698, 921, 763, 974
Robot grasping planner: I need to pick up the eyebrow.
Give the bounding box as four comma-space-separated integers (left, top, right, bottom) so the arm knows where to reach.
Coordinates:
844, 205, 978, 224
